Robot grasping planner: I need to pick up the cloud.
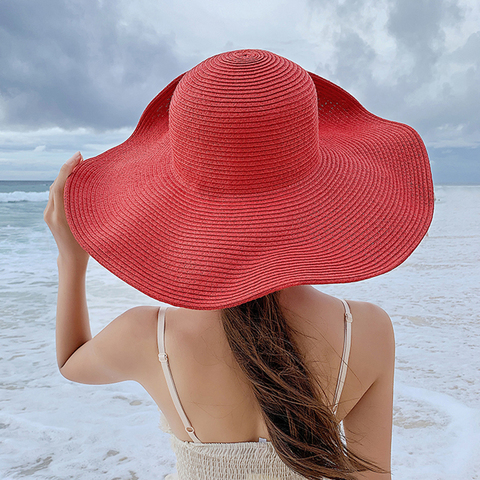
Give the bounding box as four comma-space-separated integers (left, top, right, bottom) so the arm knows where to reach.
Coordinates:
0, 0, 186, 130
0, 126, 132, 180
386, 0, 458, 82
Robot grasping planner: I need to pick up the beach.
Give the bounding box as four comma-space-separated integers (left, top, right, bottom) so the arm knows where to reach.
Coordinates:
0, 182, 479, 479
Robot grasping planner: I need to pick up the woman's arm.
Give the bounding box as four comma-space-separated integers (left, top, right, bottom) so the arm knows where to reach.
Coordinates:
56, 255, 91, 369
44, 153, 157, 385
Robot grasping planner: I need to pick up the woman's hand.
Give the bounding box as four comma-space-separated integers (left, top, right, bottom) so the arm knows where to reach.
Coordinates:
44, 152, 89, 268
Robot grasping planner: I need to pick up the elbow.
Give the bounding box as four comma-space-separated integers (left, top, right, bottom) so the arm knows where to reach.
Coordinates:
58, 358, 75, 382
58, 364, 71, 381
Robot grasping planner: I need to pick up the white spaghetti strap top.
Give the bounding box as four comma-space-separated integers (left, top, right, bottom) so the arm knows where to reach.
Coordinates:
157, 299, 353, 444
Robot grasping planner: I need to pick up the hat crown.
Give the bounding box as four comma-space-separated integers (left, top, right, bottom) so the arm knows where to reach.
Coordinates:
169, 50, 320, 194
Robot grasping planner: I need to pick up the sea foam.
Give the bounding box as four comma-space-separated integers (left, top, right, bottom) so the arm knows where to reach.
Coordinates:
0, 190, 49, 203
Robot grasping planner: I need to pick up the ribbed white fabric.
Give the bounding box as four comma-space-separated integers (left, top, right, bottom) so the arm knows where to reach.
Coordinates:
165, 436, 308, 480
158, 300, 353, 480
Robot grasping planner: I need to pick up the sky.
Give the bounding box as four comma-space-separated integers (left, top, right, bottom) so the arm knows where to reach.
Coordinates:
0, 0, 479, 183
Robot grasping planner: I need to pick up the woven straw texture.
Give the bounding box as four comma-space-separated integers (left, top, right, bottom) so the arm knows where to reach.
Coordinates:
64, 49, 434, 309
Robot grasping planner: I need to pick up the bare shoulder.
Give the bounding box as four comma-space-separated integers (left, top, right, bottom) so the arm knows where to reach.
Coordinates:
347, 300, 395, 368
60, 305, 160, 385
117, 305, 159, 340
100, 305, 160, 353
282, 287, 394, 366
109, 305, 162, 371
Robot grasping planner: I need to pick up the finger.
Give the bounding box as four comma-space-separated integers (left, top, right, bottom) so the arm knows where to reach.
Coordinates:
57, 151, 83, 184
51, 152, 82, 198
66, 150, 83, 167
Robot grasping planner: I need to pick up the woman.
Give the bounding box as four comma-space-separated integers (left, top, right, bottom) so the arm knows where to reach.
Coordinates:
44, 50, 434, 479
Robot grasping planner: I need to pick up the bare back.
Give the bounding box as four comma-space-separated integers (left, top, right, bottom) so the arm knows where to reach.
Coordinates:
134, 286, 394, 449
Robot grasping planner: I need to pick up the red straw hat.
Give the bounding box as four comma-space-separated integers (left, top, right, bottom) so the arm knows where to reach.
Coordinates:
64, 49, 434, 309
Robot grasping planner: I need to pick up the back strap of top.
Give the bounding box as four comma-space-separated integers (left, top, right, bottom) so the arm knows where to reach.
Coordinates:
333, 299, 353, 414
157, 306, 201, 443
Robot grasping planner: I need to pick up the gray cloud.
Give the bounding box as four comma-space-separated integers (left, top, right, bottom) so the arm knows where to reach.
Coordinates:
334, 31, 376, 88
386, 0, 457, 81
0, 0, 187, 130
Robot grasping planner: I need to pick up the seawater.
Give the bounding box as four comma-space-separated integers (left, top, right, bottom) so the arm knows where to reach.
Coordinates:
0, 182, 479, 479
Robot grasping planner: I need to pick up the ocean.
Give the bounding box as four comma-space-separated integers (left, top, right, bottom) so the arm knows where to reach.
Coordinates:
0, 181, 479, 479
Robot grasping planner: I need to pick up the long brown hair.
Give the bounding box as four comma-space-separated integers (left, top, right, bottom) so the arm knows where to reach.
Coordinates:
221, 291, 386, 479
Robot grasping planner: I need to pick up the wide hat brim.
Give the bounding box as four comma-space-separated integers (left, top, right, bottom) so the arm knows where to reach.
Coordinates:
65, 51, 434, 309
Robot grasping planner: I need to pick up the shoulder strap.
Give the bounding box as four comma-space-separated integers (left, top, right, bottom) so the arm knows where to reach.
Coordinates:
157, 307, 201, 443
332, 299, 353, 414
